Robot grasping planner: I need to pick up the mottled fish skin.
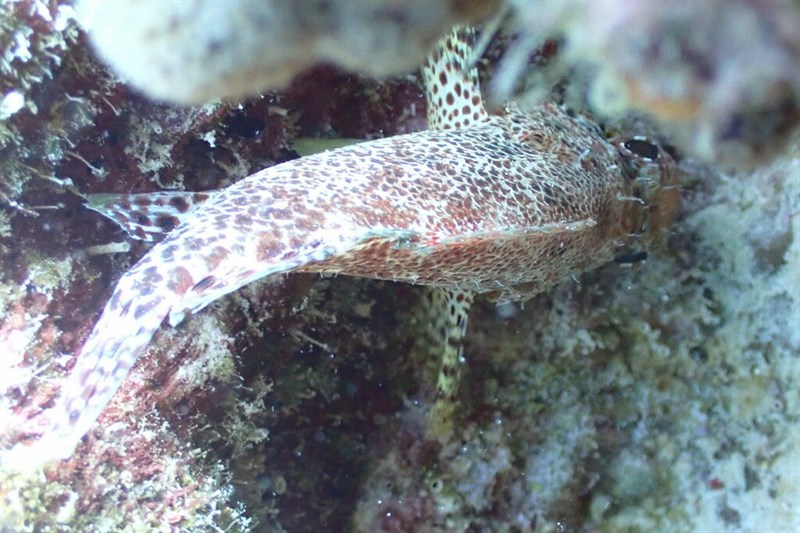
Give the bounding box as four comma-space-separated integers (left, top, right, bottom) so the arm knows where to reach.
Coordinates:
7, 27, 679, 466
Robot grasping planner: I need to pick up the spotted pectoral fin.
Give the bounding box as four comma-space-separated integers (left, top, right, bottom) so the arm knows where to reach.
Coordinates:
419, 287, 474, 443
422, 26, 488, 131
85, 191, 214, 242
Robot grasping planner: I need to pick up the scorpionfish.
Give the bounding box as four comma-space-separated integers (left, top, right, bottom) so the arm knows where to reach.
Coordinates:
7, 27, 679, 467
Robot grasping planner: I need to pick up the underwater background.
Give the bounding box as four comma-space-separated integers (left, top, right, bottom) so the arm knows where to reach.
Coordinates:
0, 1, 798, 531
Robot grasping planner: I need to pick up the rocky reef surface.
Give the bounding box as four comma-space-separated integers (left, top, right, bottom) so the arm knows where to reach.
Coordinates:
0, 1, 797, 531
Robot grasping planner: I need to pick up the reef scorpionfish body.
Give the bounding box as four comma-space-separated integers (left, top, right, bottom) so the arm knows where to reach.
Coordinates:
7, 27, 679, 467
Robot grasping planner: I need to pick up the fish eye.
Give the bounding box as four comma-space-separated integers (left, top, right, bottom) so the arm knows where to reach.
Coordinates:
614, 251, 648, 264
623, 138, 659, 161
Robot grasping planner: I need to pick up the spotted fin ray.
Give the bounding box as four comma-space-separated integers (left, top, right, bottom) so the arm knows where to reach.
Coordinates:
422, 26, 488, 131
86, 191, 213, 242
85, 138, 368, 241
416, 288, 474, 442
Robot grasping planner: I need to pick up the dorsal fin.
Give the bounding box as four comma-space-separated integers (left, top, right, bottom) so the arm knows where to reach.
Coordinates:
422, 26, 489, 131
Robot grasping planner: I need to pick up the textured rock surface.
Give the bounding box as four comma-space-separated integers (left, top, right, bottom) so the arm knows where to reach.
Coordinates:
78, 0, 496, 104
79, 0, 800, 168
0, 0, 798, 531
503, 0, 800, 169
351, 141, 800, 531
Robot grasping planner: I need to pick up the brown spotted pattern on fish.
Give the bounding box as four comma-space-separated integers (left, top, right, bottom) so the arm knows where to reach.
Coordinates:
420, 287, 474, 441
422, 28, 488, 131
5, 26, 679, 467
86, 191, 213, 242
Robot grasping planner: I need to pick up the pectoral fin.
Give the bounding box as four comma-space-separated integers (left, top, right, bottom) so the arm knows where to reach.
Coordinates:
86, 191, 214, 242
415, 287, 475, 443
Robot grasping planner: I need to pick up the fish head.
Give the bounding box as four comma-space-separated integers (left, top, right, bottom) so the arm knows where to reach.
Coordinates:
613, 134, 682, 245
